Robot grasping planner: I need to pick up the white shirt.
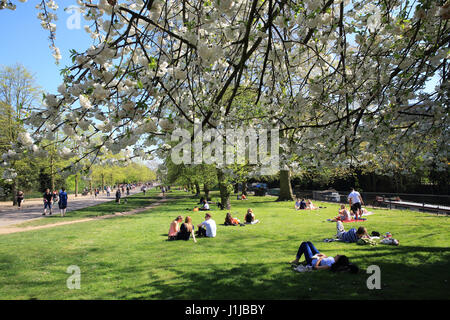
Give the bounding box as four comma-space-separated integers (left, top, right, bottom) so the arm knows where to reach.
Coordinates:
203, 202, 210, 210
202, 219, 216, 237
348, 191, 361, 204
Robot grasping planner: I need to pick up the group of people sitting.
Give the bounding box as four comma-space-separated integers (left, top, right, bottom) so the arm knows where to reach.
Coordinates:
224, 209, 260, 226
295, 198, 318, 210
168, 212, 217, 243
168, 208, 260, 242
329, 204, 371, 222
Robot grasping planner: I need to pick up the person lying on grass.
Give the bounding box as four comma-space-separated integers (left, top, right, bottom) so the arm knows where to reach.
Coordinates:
197, 213, 217, 238
291, 241, 359, 273
176, 216, 197, 243
168, 215, 183, 240
336, 221, 370, 243
224, 212, 240, 226
245, 208, 260, 224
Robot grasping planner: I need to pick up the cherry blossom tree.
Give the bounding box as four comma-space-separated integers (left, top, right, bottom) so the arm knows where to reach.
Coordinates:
1, 0, 448, 204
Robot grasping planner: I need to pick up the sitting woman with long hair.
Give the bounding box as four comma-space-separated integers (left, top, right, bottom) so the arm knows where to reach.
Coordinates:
168, 215, 183, 240
244, 208, 260, 224
224, 212, 240, 226
330, 204, 352, 222
306, 199, 318, 210
291, 241, 358, 273
176, 216, 197, 243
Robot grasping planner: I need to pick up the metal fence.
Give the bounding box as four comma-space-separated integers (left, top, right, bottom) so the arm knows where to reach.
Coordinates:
295, 189, 450, 214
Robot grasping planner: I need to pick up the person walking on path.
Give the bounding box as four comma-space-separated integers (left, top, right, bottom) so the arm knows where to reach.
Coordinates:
17, 191, 24, 210
348, 188, 364, 220
58, 187, 68, 217
106, 186, 111, 197
115, 188, 121, 204
52, 190, 59, 206
43, 189, 53, 216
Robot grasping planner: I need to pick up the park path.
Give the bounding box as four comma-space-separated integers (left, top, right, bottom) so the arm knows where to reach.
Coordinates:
0, 189, 143, 228
0, 187, 156, 228
0, 193, 168, 235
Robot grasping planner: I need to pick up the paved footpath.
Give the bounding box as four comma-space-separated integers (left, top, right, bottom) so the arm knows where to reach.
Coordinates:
0, 189, 144, 228
0, 194, 168, 235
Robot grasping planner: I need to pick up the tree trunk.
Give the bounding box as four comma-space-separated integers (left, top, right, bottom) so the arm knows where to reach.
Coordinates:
89, 180, 92, 195
11, 177, 17, 206
204, 184, 210, 200
101, 173, 105, 194
242, 181, 248, 196
234, 183, 239, 194
277, 169, 294, 201
50, 154, 55, 191
75, 174, 78, 197
195, 182, 200, 196
217, 168, 231, 210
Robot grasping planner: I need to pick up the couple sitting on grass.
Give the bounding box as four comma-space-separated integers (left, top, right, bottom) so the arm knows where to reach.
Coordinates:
168, 213, 217, 242
224, 209, 260, 226
291, 241, 359, 273
330, 205, 371, 222
295, 198, 318, 210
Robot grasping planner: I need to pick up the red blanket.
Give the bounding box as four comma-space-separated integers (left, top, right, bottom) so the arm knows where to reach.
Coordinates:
342, 218, 367, 223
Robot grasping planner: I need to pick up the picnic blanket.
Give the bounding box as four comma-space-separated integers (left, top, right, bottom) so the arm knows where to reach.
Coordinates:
326, 218, 367, 223
342, 218, 367, 222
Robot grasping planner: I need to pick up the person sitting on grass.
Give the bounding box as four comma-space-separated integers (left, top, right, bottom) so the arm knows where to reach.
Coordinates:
197, 213, 216, 238
245, 208, 260, 224
330, 204, 352, 222
295, 198, 307, 210
335, 221, 370, 243
224, 212, 240, 226
306, 199, 318, 210
241, 194, 247, 200
199, 199, 210, 211
176, 216, 197, 243
291, 241, 358, 273
168, 215, 183, 240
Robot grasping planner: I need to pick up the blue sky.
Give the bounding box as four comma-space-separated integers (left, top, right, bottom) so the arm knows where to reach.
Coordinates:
0, 2, 162, 169
0, 1, 92, 93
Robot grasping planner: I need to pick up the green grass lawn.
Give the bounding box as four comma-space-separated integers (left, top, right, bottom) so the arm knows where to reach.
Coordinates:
0, 189, 448, 300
